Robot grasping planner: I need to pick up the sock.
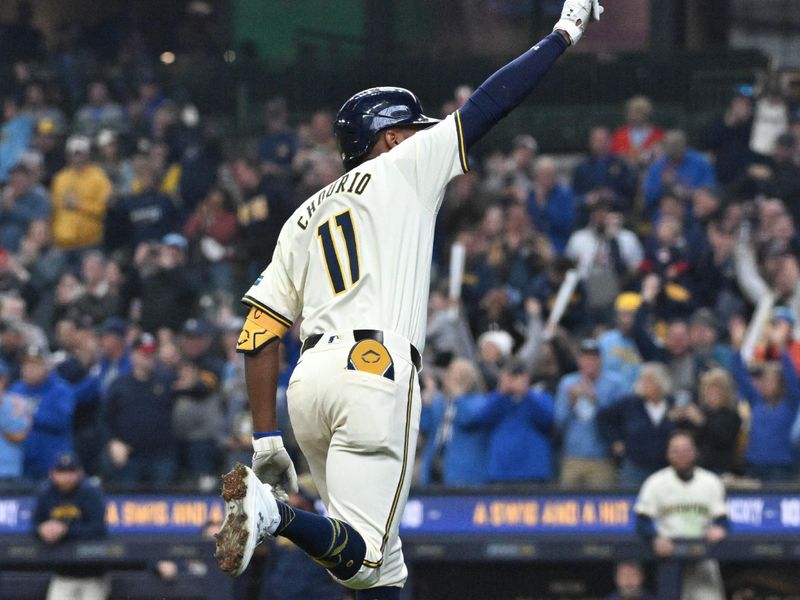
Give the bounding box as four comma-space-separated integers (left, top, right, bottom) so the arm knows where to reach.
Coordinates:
356, 587, 401, 600
275, 501, 366, 580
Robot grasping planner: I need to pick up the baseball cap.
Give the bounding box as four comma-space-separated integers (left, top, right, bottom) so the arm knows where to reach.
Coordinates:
96, 129, 117, 148
579, 338, 601, 354
690, 307, 718, 330
162, 233, 188, 251
615, 292, 642, 313
52, 452, 81, 472
75, 314, 95, 331
772, 306, 796, 326
182, 318, 212, 337
504, 358, 530, 376
37, 117, 63, 136
23, 344, 49, 363
513, 134, 538, 153
100, 317, 128, 337
18, 150, 44, 171
477, 330, 514, 359
132, 332, 158, 354
65, 134, 91, 154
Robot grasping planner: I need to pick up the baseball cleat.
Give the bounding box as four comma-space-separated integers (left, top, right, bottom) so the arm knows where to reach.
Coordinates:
215, 463, 280, 576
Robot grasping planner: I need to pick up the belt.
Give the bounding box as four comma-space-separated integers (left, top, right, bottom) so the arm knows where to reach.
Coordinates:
301, 329, 421, 371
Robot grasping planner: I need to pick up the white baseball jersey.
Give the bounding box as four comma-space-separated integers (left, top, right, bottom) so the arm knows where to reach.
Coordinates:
242, 113, 469, 351
634, 466, 727, 538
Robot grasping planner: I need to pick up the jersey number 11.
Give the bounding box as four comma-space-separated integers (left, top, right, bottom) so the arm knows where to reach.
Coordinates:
317, 210, 360, 295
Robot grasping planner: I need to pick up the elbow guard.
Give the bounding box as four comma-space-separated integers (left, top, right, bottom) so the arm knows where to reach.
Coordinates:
236, 307, 289, 354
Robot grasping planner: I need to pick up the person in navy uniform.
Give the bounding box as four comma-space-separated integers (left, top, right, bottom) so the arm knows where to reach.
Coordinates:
32, 452, 109, 600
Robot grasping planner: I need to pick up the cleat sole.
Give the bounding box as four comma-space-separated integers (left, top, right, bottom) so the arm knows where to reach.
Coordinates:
215, 463, 252, 576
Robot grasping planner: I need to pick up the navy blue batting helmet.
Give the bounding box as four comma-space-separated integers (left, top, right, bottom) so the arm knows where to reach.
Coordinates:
334, 87, 439, 171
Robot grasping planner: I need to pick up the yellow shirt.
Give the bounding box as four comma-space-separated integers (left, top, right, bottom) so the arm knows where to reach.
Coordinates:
51, 164, 112, 250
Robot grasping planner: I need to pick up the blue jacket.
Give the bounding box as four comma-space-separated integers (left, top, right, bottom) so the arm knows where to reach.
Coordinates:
733, 352, 800, 467
555, 371, 628, 459
419, 392, 491, 486
572, 154, 636, 204
0, 188, 50, 251
0, 392, 31, 478
598, 329, 641, 393
526, 184, 576, 254
0, 114, 34, 180
74, 352, 132, 408
105, 372, 176, 456
474, 389, 555, 482
597, 394, 675, 473
643, 150, 716, 210
10, 373, 76, 479
105, 190, 180, 249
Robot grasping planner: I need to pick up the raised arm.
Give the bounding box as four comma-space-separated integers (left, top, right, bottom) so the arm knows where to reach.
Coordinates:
458, 1, 602, 150
731, 353, 762, 407
781, 351, 800, 412
631, 301, 668, 362
455, 391, 507, 428
733, 226, 771, 305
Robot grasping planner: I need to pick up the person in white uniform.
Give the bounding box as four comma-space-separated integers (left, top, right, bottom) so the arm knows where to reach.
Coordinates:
214, 2, 605, 599
634, 431, 728, 600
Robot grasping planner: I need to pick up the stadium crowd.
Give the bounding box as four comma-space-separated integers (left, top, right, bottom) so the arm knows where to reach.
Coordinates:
0, 8, 799, 501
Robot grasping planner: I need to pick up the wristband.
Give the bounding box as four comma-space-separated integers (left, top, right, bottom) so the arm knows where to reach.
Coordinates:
253, 431, 282, 439
253, 433, 285, 453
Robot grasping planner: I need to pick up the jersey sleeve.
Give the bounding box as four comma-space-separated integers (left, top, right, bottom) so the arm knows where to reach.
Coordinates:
708, 475, 728, 520
385, 112, 468, 213
239, 229, 301, 351
633, 474, 660, 518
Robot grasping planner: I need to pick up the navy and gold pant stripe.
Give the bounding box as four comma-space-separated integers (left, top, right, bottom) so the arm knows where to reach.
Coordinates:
362, 368, 415, 569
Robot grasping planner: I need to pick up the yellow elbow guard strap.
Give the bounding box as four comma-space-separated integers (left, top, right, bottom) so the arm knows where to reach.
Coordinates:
236, 307, 289, 354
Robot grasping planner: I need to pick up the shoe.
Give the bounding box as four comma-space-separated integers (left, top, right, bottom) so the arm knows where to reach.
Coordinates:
215, 463, 280, 576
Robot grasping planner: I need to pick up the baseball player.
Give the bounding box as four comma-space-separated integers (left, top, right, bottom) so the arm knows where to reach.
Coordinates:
215, 2, 604, 598
634, 431, 728, 600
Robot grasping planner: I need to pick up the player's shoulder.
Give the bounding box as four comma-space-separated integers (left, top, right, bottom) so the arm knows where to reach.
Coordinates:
380, 113, 458, 161
693, 466, 724, 487
643, 466, 674, 487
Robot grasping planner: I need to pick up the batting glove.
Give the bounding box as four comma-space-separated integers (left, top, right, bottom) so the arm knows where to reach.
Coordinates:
553, 0, 603, 45
252, 433, 299, 502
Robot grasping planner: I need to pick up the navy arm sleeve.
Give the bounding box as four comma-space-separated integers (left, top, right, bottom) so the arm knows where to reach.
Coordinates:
459, 32, 569, 149
635, 513, 657, 542
712, 515, 729, 531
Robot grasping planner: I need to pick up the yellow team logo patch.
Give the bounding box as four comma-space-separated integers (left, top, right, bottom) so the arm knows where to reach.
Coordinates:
347, 339, 394, 380
51, 504, 81, 520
